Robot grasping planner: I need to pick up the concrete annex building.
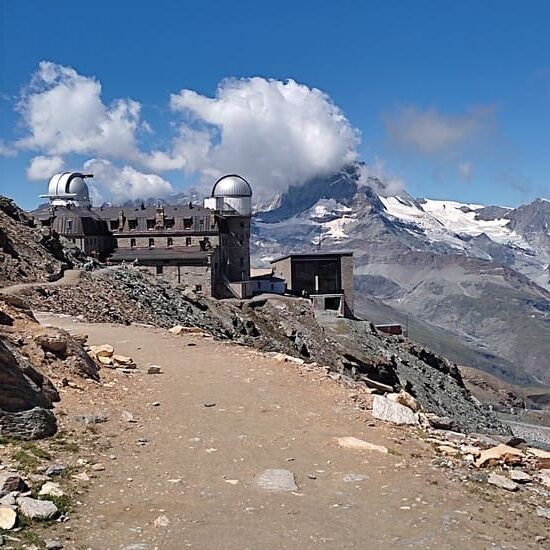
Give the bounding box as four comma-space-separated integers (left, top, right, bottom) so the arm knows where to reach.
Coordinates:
32, 171, 354, 316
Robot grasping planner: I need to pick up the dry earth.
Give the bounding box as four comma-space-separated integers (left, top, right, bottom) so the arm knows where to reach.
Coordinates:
22, 314, 547, 550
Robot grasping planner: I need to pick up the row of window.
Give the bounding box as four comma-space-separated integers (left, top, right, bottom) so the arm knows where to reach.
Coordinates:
116, 237, 202, 247
111, 218, 213, 231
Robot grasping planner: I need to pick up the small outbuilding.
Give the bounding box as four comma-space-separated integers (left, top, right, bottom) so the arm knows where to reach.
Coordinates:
270, 252, 354, 317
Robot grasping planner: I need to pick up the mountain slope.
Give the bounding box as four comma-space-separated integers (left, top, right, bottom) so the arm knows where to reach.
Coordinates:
252, 164, 550, 386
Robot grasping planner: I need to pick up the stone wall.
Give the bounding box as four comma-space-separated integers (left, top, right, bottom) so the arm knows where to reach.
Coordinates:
139, 265, 213, 295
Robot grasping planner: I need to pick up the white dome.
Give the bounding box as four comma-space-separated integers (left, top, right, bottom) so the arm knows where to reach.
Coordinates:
212, 175, 252, 198
43, 172, 91, 206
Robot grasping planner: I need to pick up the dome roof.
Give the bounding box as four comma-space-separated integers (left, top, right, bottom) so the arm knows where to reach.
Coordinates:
47, 172, 90, 201
211, 175, 252, 198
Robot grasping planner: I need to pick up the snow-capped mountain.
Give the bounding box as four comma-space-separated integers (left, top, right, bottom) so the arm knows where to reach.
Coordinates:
252, 163, 550, 386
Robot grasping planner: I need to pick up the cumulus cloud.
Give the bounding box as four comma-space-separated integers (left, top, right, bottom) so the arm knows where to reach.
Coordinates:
10, 63, 363, 201
165, 77, 360, 199
83, 159, 174, 203
26, 155, 64, 181
16, 61, 142, 160
382, 105, 495, 155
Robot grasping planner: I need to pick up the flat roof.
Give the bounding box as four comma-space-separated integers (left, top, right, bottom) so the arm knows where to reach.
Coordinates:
270, 251, 353, 263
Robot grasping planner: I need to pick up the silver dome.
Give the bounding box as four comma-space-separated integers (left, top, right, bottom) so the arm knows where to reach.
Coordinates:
211, 175, 252, 198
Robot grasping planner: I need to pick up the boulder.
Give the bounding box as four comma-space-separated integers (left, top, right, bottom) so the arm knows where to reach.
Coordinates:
0, 506, 17, 530
488, 472, 519, 491
372, 395, 419, 426
89, 344, 114, 358
17, 496, 59, 520
475, 444, 525, 468
509, 470, 532, 483
388, 390, 421, 412
0, 473, 28, 497
0, 407, 57, 440
147, 365, 162, 375
34, 332, 67, 355
97, 355, 113, 366
112, 354, 135, 367
39, 481, 64, 498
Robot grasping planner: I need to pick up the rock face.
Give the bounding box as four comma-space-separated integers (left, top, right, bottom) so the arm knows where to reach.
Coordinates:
0, 195, 84, 286
372, 395, 419, 426
0, 296, 98, 439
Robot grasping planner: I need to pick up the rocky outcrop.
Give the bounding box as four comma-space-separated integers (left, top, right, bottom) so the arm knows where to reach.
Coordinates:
0, 195, 85, 287
0, 295, 99, 439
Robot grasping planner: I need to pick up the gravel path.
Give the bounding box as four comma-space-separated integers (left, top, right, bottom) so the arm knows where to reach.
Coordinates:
39, 315, 547, 549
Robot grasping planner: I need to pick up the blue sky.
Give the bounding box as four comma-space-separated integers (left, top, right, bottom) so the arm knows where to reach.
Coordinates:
1, 0, 549, 209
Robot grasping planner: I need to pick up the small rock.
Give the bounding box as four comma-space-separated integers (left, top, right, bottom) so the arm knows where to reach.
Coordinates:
308, 473, 317, 480
45, 540, 63, 550
122, 410, 137, 423
509, 470, 532, 483
74, 413, 108, 425
147, 365, 162, 375
0, 494, 16, 507
152, 402, 161, 407
71, 472, 90, 482
154, 514, 170, 527
0, 507, 16, 530
136, 437, 149, 445
336, 436, 388, 454
0, 474, 28, 498
487, 472, 519, 491
343, 474, 368, 483
39, 481, 64, 498
535, 535, 547, 543
204, 402, 216, 408
91, 463, 105, 472
257, 469, 298, 492
17, 496, 59, 520
536, 507, 550, 520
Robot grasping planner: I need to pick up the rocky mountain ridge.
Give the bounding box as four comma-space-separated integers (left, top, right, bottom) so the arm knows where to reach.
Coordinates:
252, 164, 550, 386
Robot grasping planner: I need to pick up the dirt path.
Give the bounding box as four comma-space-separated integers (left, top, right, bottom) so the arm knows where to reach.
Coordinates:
0, 269, 83, 295
37, 314, 544, 549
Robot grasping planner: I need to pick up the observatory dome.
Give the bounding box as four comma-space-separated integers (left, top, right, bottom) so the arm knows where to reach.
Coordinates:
211, 175, 252, 198
43, 172, 92, 207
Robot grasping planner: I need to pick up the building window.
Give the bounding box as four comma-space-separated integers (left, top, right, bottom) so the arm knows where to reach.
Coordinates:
165, 218, 174, 229
167, 237, 173, 246
130, 238, 136, 248
128, 219, 137, 230
195, 284, 202, 292
110, 220, 118, 230
65, 219, 73, 232
147, 219, 155, 230
149, 238, 155, 247
186, 237, 192, 246
156, 265, 163, 275
183, 218, 193, 229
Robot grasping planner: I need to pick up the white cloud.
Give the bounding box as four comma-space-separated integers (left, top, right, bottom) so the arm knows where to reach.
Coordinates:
83, 159, 174, 204
358, 158, 406, 196
11, 64, 362, 201
26, 155, 64, 181
383, 106, 494, 154
166, 77, 360, 199
16, 61, 142, 160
